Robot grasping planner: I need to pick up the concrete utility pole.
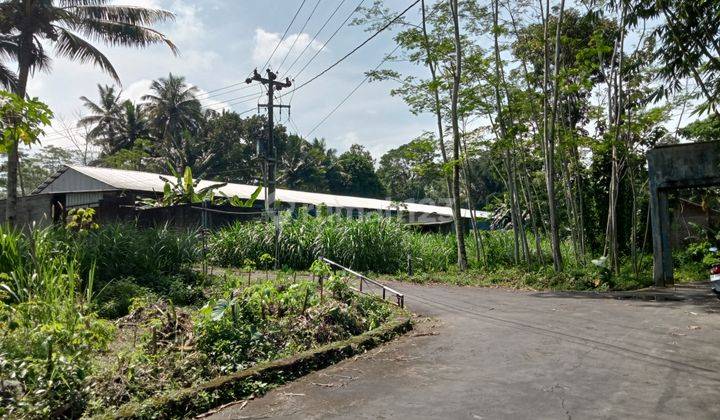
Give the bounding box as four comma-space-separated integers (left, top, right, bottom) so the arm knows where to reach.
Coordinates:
245, 69, 292, 214
246, 69, 291, 269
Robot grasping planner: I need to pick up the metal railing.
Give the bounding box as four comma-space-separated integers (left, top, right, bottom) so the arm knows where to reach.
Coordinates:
320, 257, 405, 309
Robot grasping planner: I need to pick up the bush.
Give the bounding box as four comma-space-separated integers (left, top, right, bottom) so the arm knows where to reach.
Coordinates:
94, 277, 150, 319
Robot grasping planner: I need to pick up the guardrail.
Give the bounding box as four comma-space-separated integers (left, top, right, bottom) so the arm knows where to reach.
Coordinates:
320, 257, 405, 309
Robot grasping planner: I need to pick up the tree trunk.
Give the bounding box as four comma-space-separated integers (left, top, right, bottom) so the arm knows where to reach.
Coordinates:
6, 32, 32, 225
460, 132, 486, 267
543, 0, 565, 272
449, 0, 468, 271
606, 6, 626, 275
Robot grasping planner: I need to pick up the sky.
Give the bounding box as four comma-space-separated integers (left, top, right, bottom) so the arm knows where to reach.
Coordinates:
31, 0, 434, 160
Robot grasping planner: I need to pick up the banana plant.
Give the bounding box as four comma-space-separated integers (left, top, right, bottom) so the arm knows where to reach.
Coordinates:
138, 166, 264, 209
219, 184, 263, 208
157, 166, 227, 206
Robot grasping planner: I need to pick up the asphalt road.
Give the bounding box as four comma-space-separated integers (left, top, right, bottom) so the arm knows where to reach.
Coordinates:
207, 283, 720, 419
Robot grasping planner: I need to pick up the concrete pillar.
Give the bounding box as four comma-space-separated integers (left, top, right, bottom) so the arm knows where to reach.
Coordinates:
649, 185, 673, 287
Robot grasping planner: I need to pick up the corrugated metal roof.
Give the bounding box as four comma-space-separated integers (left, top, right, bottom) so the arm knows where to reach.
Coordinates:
33, 165, 490, 220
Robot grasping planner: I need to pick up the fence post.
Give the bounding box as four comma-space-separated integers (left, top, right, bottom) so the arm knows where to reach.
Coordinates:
319, 275, 324, 302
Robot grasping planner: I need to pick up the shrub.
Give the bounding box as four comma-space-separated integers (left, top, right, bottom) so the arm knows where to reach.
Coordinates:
93, 277, 149, 319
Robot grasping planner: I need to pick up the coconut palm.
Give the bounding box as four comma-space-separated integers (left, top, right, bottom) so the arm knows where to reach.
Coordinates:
142, 73, 203, 171
117, 100, 149, 150
78, 84, 123, 154
0, 0, 177, 223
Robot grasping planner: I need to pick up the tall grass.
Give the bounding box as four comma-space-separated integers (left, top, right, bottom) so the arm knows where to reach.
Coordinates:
0, 226, 115, 418
210, 212, 598, 275
211, 212, 417, 273
75, 223, 199, 289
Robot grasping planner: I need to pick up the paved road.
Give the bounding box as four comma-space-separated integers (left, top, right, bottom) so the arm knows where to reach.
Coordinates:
208, 283, 720, 419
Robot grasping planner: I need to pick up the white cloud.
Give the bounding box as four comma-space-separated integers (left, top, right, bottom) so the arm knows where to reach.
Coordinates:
338, 131, 360, 150
166, 1, 205, 45
121, 79, 153, 103
251, 28, 324, 71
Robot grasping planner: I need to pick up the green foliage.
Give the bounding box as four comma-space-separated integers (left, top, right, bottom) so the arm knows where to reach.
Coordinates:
74, 223, 198, 296
65, 207, 99, 233
310, 260, 333, 278
0, 91, 53, 152
0, 225, 114, 418
210, 212, 414, 273
258, 253, 276, 270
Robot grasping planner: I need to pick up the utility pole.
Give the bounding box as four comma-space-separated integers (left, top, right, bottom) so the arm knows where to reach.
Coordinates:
246, 69, 292, 214
246, 69, 291, 269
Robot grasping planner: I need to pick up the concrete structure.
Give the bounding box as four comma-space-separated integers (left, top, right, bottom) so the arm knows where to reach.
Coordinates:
647, 141, 720, 287
5, 165, 489, 229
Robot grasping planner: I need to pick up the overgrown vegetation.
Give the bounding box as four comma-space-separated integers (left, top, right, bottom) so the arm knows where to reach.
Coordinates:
211, 212, 717, 291
0, 226, 394, 418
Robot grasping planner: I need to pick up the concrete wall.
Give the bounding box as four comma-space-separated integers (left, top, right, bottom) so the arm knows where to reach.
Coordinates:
0, 195, 54, 229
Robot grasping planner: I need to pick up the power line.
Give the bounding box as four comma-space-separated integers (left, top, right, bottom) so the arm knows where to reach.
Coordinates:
277, 0, 323, 74
190, 0, 310, 101
262, 0, 308, 71
292, 0, 367, 81
281, 0, 419, 99
307, 43, 401, 137
283, 0, 349, 76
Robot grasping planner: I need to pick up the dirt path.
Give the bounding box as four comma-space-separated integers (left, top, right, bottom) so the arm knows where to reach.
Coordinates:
206, 282, 720, 419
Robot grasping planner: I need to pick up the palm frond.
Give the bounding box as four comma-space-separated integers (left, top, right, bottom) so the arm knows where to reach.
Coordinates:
78, 95, 106, 115
53, 27, 119, 82
0, 61, 17, 90
68, 19, 178, 55
70, 5, 175, 25
59, 1, 111, 6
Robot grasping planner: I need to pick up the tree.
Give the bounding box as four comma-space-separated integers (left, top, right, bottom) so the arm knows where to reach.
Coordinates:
278, 135, 332, 192
0, 0, 176, 223
329, 144, 386, 198
0, 145, 77, 197
626, 0, 720, 115
0, 92, 52, 205
78, 84, 123, 155
679, 115, 720, 143
377, 136, 440, 201
448, 0, 469, 270
142, 73, 203, 172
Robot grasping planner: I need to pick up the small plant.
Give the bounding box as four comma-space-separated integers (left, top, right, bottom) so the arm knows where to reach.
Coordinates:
259, 253, 275, 280
310, 259, 332, 279
65, 207, 99, 233
242, 258, 256, 286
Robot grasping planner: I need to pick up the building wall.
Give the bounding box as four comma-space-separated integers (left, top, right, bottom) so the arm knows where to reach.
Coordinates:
0, 195, 54, 229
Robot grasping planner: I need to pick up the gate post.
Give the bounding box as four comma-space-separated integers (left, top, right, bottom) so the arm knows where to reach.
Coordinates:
649, 183, 673, 287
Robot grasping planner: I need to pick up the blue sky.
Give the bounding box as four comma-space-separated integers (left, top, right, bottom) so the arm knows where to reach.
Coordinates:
33, 0, 433, 159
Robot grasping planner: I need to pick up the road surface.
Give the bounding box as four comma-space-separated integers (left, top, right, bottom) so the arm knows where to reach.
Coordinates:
208, 282, 720, 419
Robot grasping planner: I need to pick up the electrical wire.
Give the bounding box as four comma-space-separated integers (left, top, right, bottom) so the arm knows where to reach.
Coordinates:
262, 0, 308, 72
280, 0, 419, 99
277, 0, 323, 74
306, 43, 401, 137
283, 0, 348, 76
291, 0, 367, 81
191, 0, 310, 101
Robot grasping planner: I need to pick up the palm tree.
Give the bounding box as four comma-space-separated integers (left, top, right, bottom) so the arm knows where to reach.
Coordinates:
0, 0, 177, 224
117, 100, 149, 150
78, 84, 123, 154
142, 73, 202, 171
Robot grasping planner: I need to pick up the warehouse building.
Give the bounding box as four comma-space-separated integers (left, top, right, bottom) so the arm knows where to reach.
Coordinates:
2, 165, 489, 229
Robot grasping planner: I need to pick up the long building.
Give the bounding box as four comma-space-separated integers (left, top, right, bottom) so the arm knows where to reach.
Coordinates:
3, 165, 489, 228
